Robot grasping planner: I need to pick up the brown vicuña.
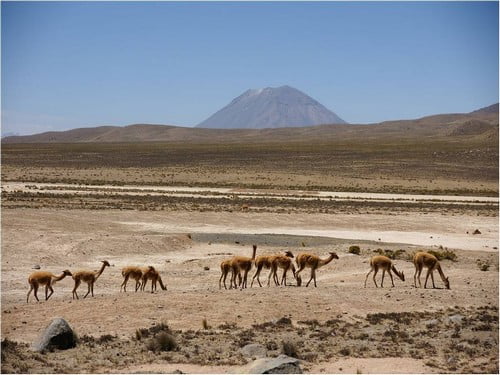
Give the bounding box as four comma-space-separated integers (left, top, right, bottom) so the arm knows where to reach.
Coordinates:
72, 260, 111, 299
120, 266, 152, 292
250, 254, 275, 288
27, 269, 72, 303
230, 244, 257, 290
295, 252, 339, 287
268, 251, 296, 287
219, 258, 242, 290
364, 255, 405, 288
141, 266, 167, 293
413, 251, 450, 289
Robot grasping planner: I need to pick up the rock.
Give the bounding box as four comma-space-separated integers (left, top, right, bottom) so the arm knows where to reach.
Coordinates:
240, 354, 302, 374
447, 314, 464, 324
424, 319, 439, 327
203, 266, 210, 271
447, 356, 457, 365
473, 229, 481, 235
32, 318, 76, 352
240, 343, 267, 359
32, 265, 41, 270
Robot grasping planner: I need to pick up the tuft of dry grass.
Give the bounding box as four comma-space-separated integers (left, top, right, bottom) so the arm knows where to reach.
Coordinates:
202, 318, 209, 330
348, 245, 361, 255
281, 339, 299, 358
373, 248, 406, 260
146, 331, 178, 352
476, 259, 491, 271
427, 249, 457, 262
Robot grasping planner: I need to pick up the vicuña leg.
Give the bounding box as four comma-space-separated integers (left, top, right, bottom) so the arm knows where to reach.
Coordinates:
120, 275, 130, 292
424, 268, 433, 288
83, 283, 91, 298
251, 264, 264, 288
72, 279, 81, 299
46, 284, 55, 301
373, 268, 379, 288
416, 267, 423, 288
388, 269, 395, 287
364, 268, 373, 288
305, 269, 316, 287
27, 282, 40, 302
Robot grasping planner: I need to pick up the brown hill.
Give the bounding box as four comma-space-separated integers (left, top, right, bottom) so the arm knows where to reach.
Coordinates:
2, 107, 498, 144
470, 103, 499, 115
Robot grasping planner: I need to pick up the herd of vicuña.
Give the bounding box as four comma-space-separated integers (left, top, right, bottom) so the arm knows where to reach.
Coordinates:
27, 262, 167, 303
218, 245, 450, 290
26, 245, 450, 303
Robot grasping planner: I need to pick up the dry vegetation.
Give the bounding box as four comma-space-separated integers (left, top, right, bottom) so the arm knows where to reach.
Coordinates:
2, 188, 498, 216
2, 305, 498, 374
1, 127, 498, 373
1, 135, 498, 195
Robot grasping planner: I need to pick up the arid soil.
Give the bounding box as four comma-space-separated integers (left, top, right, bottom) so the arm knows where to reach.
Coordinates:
1, 205, 498, 373
2, 136, 498, 196
1, 117, 498, 373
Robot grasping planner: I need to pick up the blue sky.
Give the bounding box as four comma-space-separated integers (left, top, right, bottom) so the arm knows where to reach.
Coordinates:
2, 1, 498, 135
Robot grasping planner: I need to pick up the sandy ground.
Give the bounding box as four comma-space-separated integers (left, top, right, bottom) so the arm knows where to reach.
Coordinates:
1, 206, 498, 373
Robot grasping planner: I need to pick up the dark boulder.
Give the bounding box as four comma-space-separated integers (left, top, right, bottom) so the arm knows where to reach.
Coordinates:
32, 318, 76, 352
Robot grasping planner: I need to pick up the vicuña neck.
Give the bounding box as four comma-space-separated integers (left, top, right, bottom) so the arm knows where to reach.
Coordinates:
95, 263, 107, 279
54, 273, 68, 282
320, 254, 335, 267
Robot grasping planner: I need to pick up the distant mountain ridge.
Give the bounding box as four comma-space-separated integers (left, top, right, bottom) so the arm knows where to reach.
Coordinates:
2, 103, 497, 144
197, 85, 346, 129
470, 103, 499, 115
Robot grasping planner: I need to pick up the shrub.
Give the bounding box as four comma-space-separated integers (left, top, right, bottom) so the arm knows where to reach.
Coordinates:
428, 250, 457, 262
476, 259, 490, 271
146, 331, 178, 352
348, 245, 361, 255
266, 341, 278, 351
1, 338, 18, 361
282, 340, 299, 358
374, 248, 406, 260
339, 347, 351, 356
135, 322, 170, 341
96, 334, 116, 344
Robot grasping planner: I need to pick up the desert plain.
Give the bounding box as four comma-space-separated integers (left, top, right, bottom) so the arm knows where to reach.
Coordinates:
1, 122, 499, 373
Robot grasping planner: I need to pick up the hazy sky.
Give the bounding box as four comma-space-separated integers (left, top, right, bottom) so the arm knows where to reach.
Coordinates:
2, 1, 498, 135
